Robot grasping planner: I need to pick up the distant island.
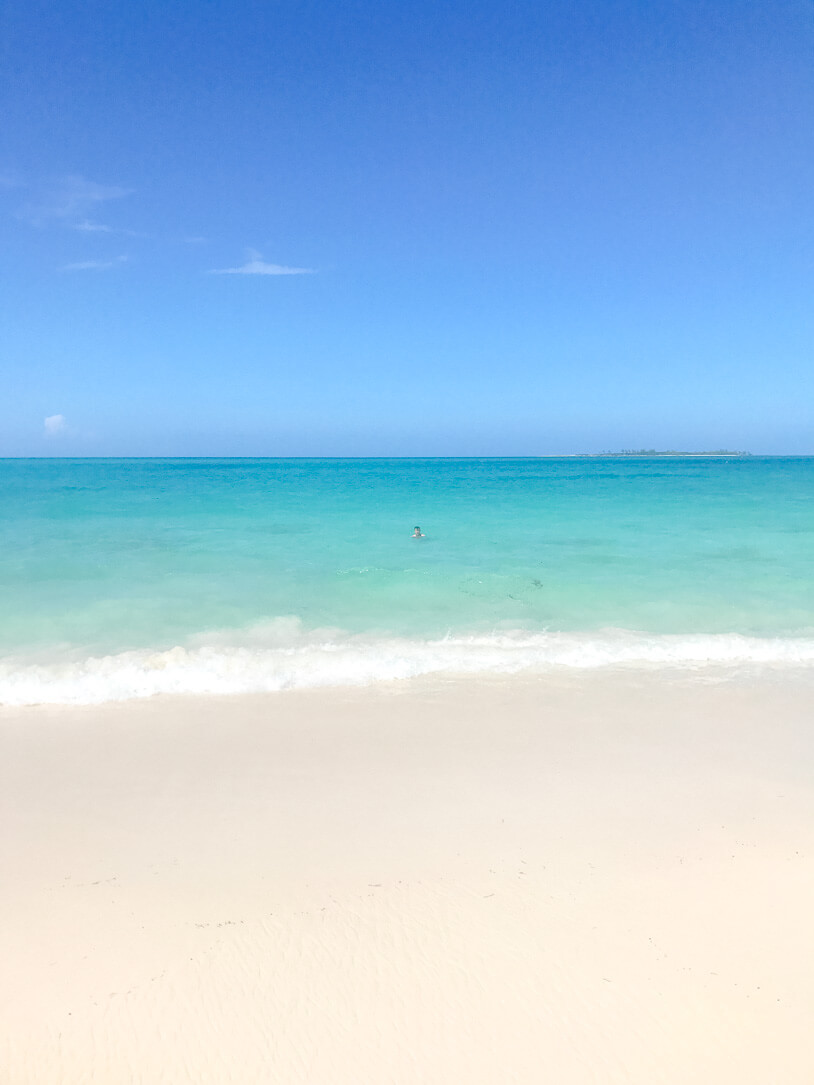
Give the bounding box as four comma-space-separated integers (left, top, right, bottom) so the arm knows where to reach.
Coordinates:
578, 449, 753, 457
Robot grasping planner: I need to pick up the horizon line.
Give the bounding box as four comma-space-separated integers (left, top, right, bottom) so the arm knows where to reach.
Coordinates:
2, 453, 812, 461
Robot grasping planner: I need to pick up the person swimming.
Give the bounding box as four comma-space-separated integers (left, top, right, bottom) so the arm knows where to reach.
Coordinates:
412, 525, 425, 537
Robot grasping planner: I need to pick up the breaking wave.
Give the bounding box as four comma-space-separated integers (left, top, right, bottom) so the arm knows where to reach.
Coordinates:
2, 619, 814, 706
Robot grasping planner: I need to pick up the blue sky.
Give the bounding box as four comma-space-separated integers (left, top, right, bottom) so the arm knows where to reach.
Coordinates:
2, 0, 812, 455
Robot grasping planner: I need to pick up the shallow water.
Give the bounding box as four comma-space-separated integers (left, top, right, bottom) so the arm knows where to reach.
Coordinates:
1, 457, 813, 702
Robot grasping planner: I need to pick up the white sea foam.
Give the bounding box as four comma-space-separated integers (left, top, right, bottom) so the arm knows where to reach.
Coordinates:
2, 621, 814, 706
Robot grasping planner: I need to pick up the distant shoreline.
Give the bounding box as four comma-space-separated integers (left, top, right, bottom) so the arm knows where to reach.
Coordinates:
575, 450, 752, 458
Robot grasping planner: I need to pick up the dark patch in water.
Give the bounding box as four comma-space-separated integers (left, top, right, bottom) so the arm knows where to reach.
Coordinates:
543, 537, 606, 548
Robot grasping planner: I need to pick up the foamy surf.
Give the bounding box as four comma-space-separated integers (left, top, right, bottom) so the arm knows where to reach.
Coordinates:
2, 623, 814, 706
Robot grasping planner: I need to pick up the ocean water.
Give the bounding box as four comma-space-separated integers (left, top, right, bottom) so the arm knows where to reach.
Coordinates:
1, 456, 813, 704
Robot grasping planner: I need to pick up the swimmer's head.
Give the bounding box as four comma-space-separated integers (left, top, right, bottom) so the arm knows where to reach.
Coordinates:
413, 526, 422, 536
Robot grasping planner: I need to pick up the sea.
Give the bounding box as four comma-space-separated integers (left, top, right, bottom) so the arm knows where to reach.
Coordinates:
1, 456, 813, 705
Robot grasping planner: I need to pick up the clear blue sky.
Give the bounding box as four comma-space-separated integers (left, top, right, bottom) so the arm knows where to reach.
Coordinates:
2, 0, 812, 455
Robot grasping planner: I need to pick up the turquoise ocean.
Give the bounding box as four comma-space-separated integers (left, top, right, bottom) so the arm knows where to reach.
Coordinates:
1, 457, 813, 705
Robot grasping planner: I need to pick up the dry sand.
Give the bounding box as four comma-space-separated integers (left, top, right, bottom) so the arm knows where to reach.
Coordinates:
2, 669, 813, 1083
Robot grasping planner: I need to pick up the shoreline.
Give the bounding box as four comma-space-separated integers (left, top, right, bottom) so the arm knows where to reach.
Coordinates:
2, 670, 813, 1082
5, 635, 814, 708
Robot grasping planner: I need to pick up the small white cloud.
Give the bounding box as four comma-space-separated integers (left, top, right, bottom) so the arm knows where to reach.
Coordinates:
44, 414, 67, 436
61, 255, 128, 271
22, 174, 131, 227
208, 249, 314, 276
72, 219, 113, 233
72, 219, 145, 238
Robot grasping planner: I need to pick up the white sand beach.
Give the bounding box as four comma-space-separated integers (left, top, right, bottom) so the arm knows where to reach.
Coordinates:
2, 670, 813, 1083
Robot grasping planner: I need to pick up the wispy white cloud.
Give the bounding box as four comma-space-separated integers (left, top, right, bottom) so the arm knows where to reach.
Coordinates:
61, 255, 128, 272
72, 219, 114, 233
208, 249, 314, 276
21, 175, 131, 227
72, 219, 146, 238
44, 414, 67, 436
